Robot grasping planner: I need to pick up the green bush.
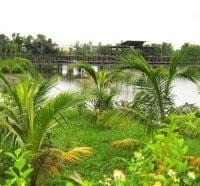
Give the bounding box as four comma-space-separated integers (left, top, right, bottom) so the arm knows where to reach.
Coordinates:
0, 66, 10, 73
11, 64, 24, 74
0, 57, 41, 79
126, 114, 200, 185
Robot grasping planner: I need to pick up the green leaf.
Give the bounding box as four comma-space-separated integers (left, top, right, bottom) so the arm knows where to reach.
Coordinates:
175, 161, 187, 174
194, 127, 200, 134
154, 134, 164, 141
23, 168, 33, 177
20, 151, 30, 158
153, 175, 166, 182
66, 182, 74, 186
171, 149, 180, 159
6, 179, 16, 186
5, 167, 19, 178
14, 158, 26, 170
5, 152, 16, 160
14, 148, 22, 157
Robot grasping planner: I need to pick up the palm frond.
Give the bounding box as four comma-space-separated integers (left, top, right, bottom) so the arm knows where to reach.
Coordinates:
0, 118, 24, 146
175, 65, 200, 83
116, 49, 152, 75
32, 148, 64, 176
33, 77, 58, 109
62, 147, 92, 162
32, 147, 92, 176
108, 107, 158, 135
0, 73, 23, 114
174, 103, 199, 115
74, 63, 98, 85
189, 156, 200, 170
0, 102, 22, 126
30, 92, 86, 153
111, 138, 143, 150
98, 71, 107, 89
169, 47, 200, 82
169, 50, 185, 78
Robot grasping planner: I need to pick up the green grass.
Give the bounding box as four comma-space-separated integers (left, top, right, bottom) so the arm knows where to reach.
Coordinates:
43, 109, 149, 185
42, 109, 200, 185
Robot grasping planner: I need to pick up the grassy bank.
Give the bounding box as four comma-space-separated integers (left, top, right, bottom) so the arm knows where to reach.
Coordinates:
42, 109, 200, 185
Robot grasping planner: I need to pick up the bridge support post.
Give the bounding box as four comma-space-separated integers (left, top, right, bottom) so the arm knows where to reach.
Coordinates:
38, 64, 42, 73
57, 64, 63, 74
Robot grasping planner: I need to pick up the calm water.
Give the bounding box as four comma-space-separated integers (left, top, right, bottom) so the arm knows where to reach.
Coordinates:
40, 64, 200, 107
172, 79, 200, 107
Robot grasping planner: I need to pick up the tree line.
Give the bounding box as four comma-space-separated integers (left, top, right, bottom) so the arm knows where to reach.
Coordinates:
72, 42, 200, 59
0, 33, 61, 56
1, 33, 200, 57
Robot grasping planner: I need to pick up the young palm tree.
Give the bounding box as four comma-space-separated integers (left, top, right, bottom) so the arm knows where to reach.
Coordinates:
74, 63, 117, 115
0, 74, 92, 185
116, 48, 200, 130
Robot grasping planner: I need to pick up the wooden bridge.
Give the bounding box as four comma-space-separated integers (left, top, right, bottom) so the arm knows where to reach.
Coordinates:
9, 55, 171, 66
3, 54, 200, 66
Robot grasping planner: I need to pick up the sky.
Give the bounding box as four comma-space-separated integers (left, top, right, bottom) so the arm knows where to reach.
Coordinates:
1, 0, 200, 49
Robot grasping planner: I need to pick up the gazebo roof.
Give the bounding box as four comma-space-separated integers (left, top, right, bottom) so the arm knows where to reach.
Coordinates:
120, 40, 146, 47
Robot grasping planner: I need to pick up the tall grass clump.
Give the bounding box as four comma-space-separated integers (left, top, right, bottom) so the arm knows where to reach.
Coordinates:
0, 57, 41, 79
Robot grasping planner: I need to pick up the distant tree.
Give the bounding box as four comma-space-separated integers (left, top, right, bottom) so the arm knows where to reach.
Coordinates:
26, 34, 58, 55
180, 43, 200, 62
143, 42, 174, 56
24, 35, 34, 54
95, 45, 111, 55
0, 34, 10, 55
181, 43, 190, 50
161, 42, 174, 56
11, 33, 24, 54
0, 33, 61, 56
72, 42, 93, 55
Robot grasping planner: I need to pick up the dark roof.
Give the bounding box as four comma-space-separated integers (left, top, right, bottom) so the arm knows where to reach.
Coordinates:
120, 40, 146, 47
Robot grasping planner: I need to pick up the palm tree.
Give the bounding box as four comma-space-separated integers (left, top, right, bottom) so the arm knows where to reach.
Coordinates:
0, 74, 92, 185
116, 48, 200, 130
75, 63, 117, 116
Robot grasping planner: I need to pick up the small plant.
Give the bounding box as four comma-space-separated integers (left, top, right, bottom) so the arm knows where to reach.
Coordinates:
67, 172, 94, 186
4, 148, 33, 186
97, 170, 126, 186
126, 114, 200, 185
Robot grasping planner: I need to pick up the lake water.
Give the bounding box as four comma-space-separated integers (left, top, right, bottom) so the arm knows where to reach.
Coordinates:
171, 79, 200, 107
40, 64, 200, 107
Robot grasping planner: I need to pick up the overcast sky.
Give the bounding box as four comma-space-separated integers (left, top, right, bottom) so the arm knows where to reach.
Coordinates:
1, 0, 200, 48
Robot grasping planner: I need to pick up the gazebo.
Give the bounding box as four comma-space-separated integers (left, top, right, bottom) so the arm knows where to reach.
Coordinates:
109, 40, 154, 55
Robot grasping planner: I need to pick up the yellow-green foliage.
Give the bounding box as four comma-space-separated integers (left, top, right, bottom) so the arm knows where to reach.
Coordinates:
0, 57, 40, 79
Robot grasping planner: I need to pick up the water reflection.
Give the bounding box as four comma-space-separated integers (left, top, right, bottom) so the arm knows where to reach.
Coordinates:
37, 64, 200, 107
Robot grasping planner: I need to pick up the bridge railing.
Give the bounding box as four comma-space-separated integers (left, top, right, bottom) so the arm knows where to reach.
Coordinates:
144, 56, 171, 64
21, 55, 115, 64
6, 54, 200, 65
3, 54, 200, 65
0, 54, 171, 64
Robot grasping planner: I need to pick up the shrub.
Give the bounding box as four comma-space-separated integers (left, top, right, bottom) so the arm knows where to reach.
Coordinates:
11, 64, 24, 74
126, 114, 200, 185
0, 66, 10, 73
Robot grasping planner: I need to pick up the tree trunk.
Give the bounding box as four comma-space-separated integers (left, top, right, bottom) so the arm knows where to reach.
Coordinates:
30, 167, 39, 186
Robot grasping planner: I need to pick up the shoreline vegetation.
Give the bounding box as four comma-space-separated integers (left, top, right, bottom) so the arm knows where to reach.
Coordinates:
0, 46, 200, 185
0, 32, 198, 57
